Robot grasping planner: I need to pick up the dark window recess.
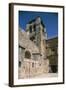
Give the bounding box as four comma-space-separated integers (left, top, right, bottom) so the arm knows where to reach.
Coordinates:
42, 29, 44, 32
50, 65, 58, 73
25, 51, 31, 59
46, 47, 47, 49
30, 26, 32, 33
30, 36, 35, 41
19, 61, 21, 67
52, 48, 55, 51
34, 25, 36, 32
32, 63, 34, 67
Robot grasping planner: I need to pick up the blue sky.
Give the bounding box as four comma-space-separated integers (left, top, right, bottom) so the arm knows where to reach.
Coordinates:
19, 11, 58, 39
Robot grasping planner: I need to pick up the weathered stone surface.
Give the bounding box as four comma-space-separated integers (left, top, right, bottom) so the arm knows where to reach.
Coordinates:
18, 29, 49, 79
18, 17, 49, 79
19, 30, 39, 53
18, 59, 49, 79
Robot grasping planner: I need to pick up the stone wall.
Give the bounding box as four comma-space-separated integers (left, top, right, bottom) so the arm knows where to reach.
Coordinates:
18, 29, 49, 79
18, 58, 49, 79
19, 30, 39, 54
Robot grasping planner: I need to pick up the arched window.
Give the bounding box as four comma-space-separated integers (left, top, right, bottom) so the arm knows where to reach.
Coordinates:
30, 26, 32, 33
25, 51, 31, 59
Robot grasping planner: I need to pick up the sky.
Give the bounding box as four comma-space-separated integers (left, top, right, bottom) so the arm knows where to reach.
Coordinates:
19, 11, 58, 39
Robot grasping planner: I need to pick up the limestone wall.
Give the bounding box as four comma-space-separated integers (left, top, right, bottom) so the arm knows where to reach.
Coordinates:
19, 30, 39, 53
18, 59, 49, 79
18, 29, 49, 79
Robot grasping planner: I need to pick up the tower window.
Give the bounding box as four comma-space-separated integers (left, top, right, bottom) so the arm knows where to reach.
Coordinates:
30, 26, 32, 33
34, 25, 36, 32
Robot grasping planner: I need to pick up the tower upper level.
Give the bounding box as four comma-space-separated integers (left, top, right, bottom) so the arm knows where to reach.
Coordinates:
26, 17, 47, 41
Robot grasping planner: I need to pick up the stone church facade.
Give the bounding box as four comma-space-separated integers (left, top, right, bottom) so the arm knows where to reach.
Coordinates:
18, 17, 52, 79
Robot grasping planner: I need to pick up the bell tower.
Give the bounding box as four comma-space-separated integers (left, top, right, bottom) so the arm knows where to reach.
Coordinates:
26, 17, 47, 59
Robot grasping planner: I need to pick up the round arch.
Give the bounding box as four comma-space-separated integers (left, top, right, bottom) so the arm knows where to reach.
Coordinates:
25, 51, 31, 59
